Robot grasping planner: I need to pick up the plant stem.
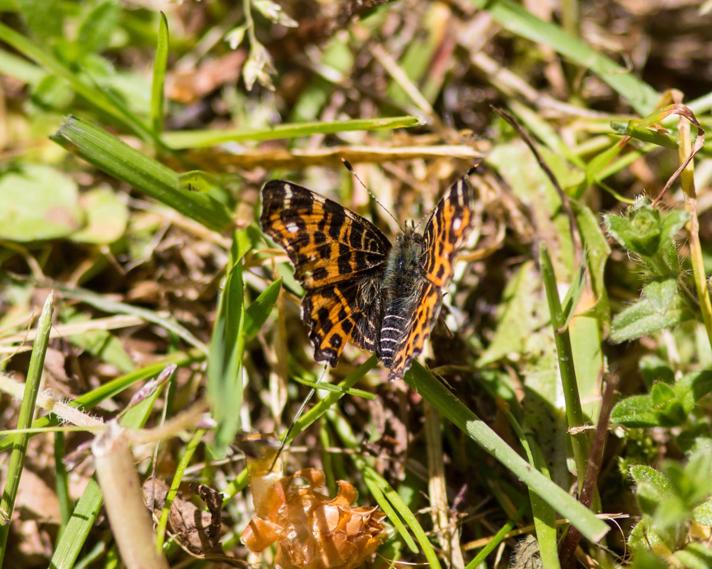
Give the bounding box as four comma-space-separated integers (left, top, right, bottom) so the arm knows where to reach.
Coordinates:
678, 115, 712, 350
0, 293, 53, 564
93, 422, 170, 569
539, 246, 590, 491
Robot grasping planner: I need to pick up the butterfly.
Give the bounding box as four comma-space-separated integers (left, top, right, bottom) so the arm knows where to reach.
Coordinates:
260, 169, 476, 380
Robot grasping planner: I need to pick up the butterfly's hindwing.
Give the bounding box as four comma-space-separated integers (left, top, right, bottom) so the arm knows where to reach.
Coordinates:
385, 282, 441, 380
301, 275, 384, 365
422, 177, 475, 287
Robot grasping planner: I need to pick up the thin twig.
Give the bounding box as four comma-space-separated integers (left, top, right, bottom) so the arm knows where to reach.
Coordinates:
492, 106, 583, 268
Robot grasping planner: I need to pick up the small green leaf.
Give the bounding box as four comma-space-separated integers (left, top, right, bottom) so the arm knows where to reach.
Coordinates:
650, 382, 675, 408
77, 0, 120, 55
70, 187, 129, 244
611, 395, 662, 427
605, 198, 688, 278
692, 498, 712, 525
0, 164, 84, 241
610, 279, 688, 343
630, 465, 671, 515
606, 203, 663, 257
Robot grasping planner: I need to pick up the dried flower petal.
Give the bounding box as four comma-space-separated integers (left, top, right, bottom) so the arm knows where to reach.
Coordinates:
239, 437, 385, 569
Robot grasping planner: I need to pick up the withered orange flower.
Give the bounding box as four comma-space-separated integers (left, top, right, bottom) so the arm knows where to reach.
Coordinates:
238, 435, 385, 569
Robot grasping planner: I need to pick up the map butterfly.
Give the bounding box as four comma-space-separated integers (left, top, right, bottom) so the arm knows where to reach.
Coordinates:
260, 169, 476, 380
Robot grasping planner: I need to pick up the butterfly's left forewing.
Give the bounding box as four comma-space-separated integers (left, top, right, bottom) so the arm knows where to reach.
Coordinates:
261, 181, 390, 289
260, 180, 389, 366
386, 175, 475, 379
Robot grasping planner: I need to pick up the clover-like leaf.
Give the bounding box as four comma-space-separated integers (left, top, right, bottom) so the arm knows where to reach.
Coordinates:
610, 279, 688, 343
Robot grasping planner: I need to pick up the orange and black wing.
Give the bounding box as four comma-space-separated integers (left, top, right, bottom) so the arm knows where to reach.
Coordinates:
384, 175, 475, 380
382, 281, 441, 380
421, 175, 475, 287
260, 180, 390, 366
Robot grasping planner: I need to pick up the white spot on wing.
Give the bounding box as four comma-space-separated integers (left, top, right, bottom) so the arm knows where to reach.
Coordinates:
453, 217, 462, 231
286, 222, 299, 233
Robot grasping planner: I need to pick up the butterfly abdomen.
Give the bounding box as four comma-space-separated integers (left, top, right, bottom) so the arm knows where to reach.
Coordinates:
379, 230, 426, 369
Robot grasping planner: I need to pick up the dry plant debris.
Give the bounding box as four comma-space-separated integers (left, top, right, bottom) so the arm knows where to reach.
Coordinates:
239, 435, 386, 569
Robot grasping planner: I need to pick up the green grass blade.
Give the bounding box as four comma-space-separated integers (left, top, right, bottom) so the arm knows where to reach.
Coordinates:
162, 115, 422, 149
406, 362, 609, 543
362, 463, 441, 566
0, 47, 43, 85
0, 350, 202, 453
244, 279, 281, 340
0, 293, 53, 565
465, 508, 524, 568
51, 115, 233, 232
208, 231, 249, 455
49, 479, 103, 569
539, 246, 590, 489
49, 369, 168, 569
361, 465, 419, 554
288, 355, 378, 445
151, 12, 169, 134
54, 432, 72, 529
471, 0, 660, 115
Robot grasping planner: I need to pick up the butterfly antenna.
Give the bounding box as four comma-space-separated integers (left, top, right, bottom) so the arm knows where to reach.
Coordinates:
342, 159, 403, 231
269, 364, 329, 472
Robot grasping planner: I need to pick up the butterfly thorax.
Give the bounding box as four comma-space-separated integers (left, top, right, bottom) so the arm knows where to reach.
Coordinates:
382, 227, 425, 303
